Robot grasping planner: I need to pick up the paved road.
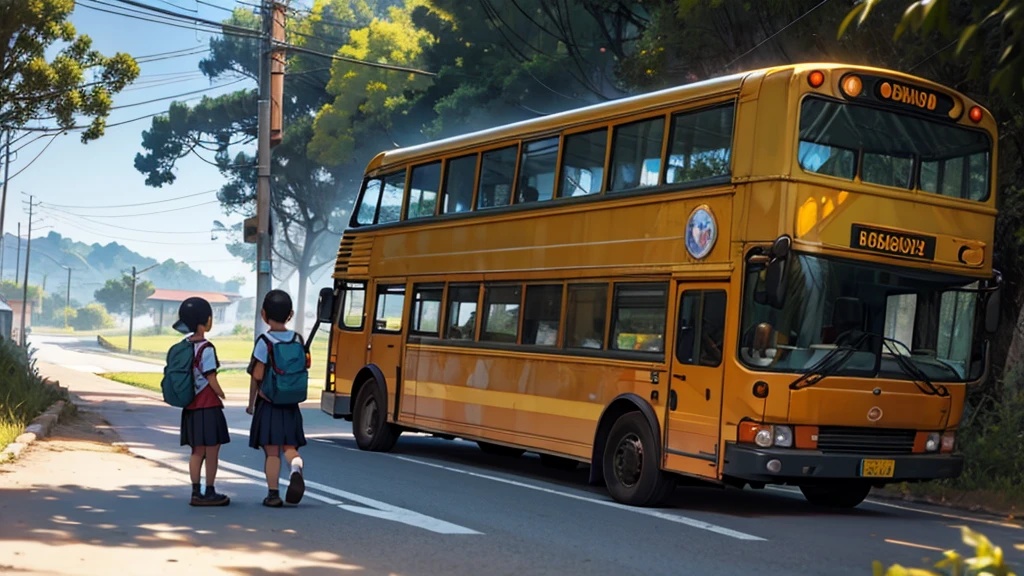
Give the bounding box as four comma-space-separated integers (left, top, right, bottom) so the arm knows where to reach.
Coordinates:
26, 338, 1024, 575
28, 334, 163, 374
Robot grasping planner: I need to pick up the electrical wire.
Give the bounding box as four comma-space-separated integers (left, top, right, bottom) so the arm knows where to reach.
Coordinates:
4, 132, 64, 182
42, 189, 217, 209
37, 206, 215, 234
276, 42, 436, 76
44, 199, 222, 218
110, 77, 248, 109
723, 0, 833, 69
40, 212, 224, 245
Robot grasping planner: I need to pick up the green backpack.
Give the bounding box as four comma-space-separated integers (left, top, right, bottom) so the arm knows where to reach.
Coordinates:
259, 333, 309, 405
161, 340, 208, 408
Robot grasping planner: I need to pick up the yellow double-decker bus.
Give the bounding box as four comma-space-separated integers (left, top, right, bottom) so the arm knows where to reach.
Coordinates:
314, 63, 1002, 508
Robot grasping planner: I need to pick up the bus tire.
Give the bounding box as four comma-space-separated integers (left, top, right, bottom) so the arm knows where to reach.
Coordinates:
540, 453, 579, 471
353, 378, 400, 452
477, 441, 525, 457
799, 483, 871, 509
602, 412, 675, 506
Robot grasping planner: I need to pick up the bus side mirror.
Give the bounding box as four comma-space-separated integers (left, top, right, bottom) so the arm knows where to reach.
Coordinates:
316, 287, 336, 324
764, 236, 791, 309
984, 289, 1000, 334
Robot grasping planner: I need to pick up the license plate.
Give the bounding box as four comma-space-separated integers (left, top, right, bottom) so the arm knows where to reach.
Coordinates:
860, 459, 895, 478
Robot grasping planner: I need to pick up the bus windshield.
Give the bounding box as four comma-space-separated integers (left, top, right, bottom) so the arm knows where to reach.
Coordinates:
740, 254, 981, 382
798, 97, 991, 201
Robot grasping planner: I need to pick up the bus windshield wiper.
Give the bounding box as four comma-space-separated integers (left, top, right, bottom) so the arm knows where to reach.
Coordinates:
881, 337, 949, 397
790, 332, 872, 390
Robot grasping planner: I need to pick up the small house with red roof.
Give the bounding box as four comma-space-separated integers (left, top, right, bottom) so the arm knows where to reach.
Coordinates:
147, 289, 245, 330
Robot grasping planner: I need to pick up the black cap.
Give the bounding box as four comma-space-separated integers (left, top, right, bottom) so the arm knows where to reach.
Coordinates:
174, 296, 213, 334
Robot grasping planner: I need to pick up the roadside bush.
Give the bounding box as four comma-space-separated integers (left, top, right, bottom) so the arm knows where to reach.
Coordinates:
70, 304, 115, 331
232, 324, 254, 339
0, 339, 62, 452
874, 527, 1016, 575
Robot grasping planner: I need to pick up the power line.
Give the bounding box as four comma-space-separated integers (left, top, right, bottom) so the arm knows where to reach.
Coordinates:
4, 132, 64, 182
36, 206, 217, 234
42, 189, 217, 209
277, 42, 437, 76
723, 0, 833, 69
135, 47, 213, 63
4, 109, 166, 133
111, 77, 248, 109
76, 1, 232, 36
134, 44, 208, 60
39, 212, 224, 245
75, 0, 262, 39
110, 0, 263, 37
44, 199, 221, 218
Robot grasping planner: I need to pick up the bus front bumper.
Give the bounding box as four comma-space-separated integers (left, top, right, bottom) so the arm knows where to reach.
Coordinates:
722, 443, 963, 484
320, 391, 352, 419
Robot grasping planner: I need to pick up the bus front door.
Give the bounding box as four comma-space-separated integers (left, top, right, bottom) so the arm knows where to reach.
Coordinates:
368, 282, 408, 419
664, 283, 728, 479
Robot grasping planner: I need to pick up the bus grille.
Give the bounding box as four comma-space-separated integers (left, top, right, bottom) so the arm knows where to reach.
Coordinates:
816, 427, 916, 455
335, 235, 373, 275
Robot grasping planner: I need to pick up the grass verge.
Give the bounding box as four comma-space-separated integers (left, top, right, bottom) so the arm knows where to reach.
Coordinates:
0, 340, 63, 452
102, 370, 254, 393
100, 333, 329, 374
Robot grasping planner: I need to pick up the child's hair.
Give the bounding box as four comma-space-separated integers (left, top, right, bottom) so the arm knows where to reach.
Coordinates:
262, 289, 293, 324
175, 297, 213, 333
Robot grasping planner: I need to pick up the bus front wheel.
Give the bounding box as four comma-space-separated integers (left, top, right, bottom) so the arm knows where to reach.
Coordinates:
602, 412, 675, 507
353, 378, 400, 452
799, 482, 871, 509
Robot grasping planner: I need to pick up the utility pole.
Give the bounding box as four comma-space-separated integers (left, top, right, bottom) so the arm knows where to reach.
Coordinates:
14, 222, 20, 286
1, 131, 10, 281
65, 266, 71, 330
19, 196, 36, 347
128, 263, 159, 353
254, 0, 286, 337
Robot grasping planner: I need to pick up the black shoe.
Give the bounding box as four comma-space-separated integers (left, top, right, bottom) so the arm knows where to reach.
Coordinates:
263, 494, 283, 507
285, 470, 305, 505
191, 490, 229, 507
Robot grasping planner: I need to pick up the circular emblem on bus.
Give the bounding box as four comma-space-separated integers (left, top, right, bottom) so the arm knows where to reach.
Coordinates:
685, 205, 717, 260
867, 407, 883, 422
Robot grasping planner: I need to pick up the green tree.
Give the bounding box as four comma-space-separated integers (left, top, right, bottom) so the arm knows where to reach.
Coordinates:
93, 275, 155, 316
0, 281, 41, 303
133, 2, 368, 332
71, 303, 114, 331
0, 0, 140, 140
36, 292, 81, 327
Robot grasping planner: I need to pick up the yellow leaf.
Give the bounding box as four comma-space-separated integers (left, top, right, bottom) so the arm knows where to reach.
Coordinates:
837, 3, 866, 39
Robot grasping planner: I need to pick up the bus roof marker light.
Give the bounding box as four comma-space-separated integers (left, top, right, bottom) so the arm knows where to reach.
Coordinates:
841, 75, 863, 98
808, 70, 825, 88
969, 106, 983, 123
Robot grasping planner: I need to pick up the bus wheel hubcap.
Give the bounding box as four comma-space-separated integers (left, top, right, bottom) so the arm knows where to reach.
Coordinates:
614, 433, 643, 488
362, 398, 377, 437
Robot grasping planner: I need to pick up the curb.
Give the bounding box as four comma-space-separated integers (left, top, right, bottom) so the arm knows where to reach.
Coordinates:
1, 380, 75, 463
870, 487, 1021, 521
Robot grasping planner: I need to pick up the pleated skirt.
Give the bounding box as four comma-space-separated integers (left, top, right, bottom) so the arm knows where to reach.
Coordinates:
180, 407, 231, 447
249, 397, 307, 449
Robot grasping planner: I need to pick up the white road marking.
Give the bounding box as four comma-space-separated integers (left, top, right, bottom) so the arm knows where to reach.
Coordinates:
218, 460, 480, 535
767, 487, 1021, 530
390, 455, 765, 541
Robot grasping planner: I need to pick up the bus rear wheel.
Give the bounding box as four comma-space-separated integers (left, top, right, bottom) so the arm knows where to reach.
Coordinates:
353, 378, 400, 452
799, 482, 872, 509
602, 412, 675, 507
477, 441, 525, 457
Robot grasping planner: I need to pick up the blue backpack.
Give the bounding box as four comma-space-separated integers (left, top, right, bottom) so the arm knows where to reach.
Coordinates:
259, 333, 309, 405
161, 340, 209, 407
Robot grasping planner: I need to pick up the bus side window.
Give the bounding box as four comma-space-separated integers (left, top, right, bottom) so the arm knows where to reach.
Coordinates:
410, 285, 443, 337
445, 285, 480, 341
481, 285, 522, 343
477, 146, 517, 210
408, 162, 442, 219
559, 129, 607, 198
356, 178, 383, 225
565, 284, 608, 350
374, 285, 406, 333
666, 103, 735, 185
523, 285, 562, 346
609, 117, 664, 192
443, 154, 477, 214
611, 283, 668, 354
518, 137, 559, 204
378, 171, 407, 225
338, 282, 366, 330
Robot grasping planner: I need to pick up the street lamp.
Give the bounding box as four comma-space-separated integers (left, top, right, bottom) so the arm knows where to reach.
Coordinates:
128, 263, 160, 354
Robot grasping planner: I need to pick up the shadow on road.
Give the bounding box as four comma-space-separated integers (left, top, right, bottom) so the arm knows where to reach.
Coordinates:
329, 434, 892, 521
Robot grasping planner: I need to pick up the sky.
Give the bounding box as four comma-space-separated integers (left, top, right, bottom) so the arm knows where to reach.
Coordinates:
7, 1, 276, 298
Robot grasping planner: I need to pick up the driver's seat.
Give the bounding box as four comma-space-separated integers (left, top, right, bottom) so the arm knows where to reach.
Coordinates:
821, 297, 865, 345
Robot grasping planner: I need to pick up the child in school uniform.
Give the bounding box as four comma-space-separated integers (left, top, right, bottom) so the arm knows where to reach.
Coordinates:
175, 297, 231, 507
246, 289, 306, 507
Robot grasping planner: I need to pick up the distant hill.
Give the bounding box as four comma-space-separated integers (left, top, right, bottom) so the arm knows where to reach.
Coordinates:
0, 232, 231, 305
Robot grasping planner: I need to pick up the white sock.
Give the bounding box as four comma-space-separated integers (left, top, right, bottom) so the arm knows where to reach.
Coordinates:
290, 456, 303, 475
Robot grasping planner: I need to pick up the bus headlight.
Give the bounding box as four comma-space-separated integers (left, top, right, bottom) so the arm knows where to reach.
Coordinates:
755, 428, 773, 448
925, 432, 941, 452
941, 432, 956, 453
773, 425, 794, 448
